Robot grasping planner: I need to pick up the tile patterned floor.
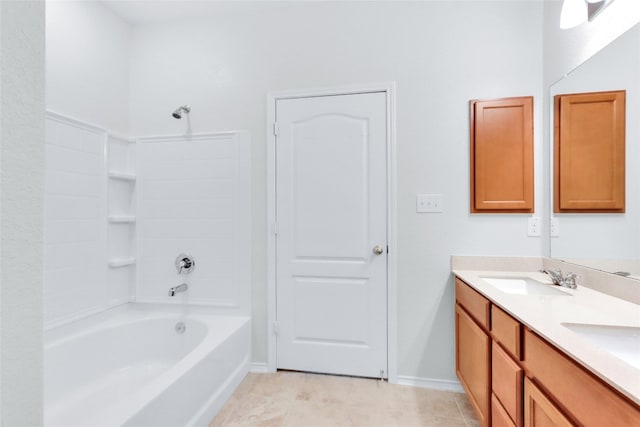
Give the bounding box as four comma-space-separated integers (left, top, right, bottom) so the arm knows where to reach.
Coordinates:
210, 371, 480, 427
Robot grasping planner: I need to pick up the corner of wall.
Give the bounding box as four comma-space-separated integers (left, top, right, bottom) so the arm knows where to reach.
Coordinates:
1, 0, 45, 424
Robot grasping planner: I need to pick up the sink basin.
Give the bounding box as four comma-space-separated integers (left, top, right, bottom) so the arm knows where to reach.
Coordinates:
561, 323, 640, 370
480, 277, 571, 296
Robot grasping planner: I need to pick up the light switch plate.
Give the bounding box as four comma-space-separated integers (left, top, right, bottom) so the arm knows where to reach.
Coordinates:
528, 217, 541, 237
416, 194, 443, 213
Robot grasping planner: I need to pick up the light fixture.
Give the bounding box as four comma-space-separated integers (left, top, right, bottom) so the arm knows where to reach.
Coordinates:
560, 0, 616, 29
560, 0, 588, 29
587, 0, 616, 22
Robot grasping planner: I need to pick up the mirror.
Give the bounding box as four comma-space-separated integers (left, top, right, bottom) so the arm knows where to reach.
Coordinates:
549, 23, 640, 280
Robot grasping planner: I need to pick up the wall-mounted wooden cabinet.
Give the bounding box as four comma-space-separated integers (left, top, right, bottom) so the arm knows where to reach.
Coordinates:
554, 90, 625, 213
470, 97, 534, 213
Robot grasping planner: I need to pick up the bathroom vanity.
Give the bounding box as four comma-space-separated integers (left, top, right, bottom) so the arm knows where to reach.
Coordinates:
452, 269, 640, 427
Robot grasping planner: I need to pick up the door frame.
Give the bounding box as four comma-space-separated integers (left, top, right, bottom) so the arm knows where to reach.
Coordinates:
265, 83, 398, 382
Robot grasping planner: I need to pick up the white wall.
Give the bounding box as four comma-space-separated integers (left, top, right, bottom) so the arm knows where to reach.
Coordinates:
1, 1, 45, 425
136, 132, 251, 315
129, 1, 544, 381
46, 0, 131, 134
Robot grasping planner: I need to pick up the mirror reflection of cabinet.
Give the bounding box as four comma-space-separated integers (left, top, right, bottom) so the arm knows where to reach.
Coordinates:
554, 90, 626, 213
549, 23, 639, 277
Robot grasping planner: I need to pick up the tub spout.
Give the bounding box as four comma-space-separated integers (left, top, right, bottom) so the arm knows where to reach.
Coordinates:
169, 283, 188, 296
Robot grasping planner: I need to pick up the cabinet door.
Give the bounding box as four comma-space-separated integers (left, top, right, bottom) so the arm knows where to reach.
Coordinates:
470, 96, 534, 213
524, 328, 640, 426
524, 378, 574, 427
492, 342, 523, 427
493, 394, 517, 427
456, 304, 491, 426
554, 90, 625, 212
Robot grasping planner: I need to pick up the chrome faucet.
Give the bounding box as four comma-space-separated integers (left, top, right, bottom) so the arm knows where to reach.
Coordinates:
168, 283, 189, 296
542, 269, 564, 285
541, 269, 577, 289
561, 272, 578, 289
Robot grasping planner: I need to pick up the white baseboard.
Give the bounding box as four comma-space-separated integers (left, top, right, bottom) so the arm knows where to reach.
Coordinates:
395, 375, 463, 393
247, 365, 462, 393
250, 362, 271, 373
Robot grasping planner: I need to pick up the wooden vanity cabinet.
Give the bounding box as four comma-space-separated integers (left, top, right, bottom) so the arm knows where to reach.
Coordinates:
456, 277, 640, 427
455, 279, 491, 426
524, 328, 640, 426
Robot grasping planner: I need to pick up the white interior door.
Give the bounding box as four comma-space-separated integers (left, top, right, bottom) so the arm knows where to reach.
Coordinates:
275, 92, 388, 378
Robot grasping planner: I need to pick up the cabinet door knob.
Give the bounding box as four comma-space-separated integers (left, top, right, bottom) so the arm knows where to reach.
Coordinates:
373, 245, 384, 255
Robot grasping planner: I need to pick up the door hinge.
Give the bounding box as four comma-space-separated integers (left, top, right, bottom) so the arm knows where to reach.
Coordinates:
273, 321, 280, 335
273, 122, 279, 136
273, 222, 278, 236
387, 245, 389, 254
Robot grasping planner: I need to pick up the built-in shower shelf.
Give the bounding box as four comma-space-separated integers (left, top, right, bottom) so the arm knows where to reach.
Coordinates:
108, 171, 137, 181
108, 215, 136, 224
108, 257, 136, 268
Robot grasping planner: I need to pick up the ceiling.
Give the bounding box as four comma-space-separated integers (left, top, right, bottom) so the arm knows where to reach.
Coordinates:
99, 0, 536, 26
99, 0, 318, 25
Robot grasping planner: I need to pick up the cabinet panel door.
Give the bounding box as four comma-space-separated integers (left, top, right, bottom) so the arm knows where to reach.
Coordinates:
456, 304, 491, 426
554, 90, 625, 212
524, 378, 574, 427
492, 342, 523, 427
524, 328, 640, 426
493, 394, 517, 427
471, 96, 534, 213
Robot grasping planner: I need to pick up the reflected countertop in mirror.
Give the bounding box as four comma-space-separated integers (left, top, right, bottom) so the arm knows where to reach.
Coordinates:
549, 24, 640, 280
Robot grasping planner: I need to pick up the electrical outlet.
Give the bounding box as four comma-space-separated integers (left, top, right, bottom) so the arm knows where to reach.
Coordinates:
527, 216, 541, 237
416, 194, 444, 213
550, 217, 560, 237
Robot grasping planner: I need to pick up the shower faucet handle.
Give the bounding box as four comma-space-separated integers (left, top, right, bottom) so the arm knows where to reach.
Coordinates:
175, 253, 195, 275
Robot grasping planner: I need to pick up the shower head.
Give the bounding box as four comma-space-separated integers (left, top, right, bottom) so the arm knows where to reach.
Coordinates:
172, 105, 191, 119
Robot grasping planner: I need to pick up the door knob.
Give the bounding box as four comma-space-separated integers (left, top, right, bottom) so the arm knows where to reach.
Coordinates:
373, 245, 384, 255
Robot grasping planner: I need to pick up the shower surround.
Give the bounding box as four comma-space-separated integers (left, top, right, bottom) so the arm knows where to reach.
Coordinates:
43, 112, 252, 425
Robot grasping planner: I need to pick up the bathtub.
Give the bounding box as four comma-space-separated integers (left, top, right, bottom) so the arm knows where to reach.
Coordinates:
44, 304, 251, 427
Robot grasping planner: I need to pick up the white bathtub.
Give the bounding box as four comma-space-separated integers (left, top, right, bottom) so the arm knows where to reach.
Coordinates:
44, 304, 251, 427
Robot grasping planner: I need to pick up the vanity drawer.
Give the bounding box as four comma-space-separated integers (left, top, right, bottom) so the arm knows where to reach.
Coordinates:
491, 305, 522, 359
492, 341, 523, 427
524, 328, 640, 426
456, 278, 491, 329
492, 394, 516, 427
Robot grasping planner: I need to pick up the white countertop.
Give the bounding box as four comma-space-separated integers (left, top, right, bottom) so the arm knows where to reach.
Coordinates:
453, 269, 640, 405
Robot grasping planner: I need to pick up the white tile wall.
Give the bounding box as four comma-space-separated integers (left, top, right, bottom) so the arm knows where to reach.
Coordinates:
136, 133, 251, 314
45, 117, 251, 323
44, 115, 108, 326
